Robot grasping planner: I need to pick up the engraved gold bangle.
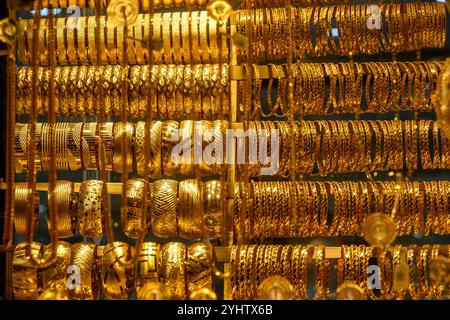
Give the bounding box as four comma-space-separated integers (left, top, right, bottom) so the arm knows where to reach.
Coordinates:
102, 241, 135, 300
13, 242, 43, 300
160, 242, 187, 300
136, 242, 160, 295
135, 120, 162, 179
81, 122, 99, 170
78, 180, 105, 237
122, 178, 151, 239
179, 120, 194, 175
178, 179, 204, 240
14, 183, 39, 235
204, 180, 223, 239
150, 179, 178, 238
186, 242, 213, 297
161, 120, 179, 176
69, 242, 100, 300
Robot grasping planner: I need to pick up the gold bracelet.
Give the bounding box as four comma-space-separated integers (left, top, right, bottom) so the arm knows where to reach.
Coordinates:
81, 122, 99, 170
14, 183, 39, 235
68, 242, 99, 300
171, 12, 182, 64
13, 242, 43, 300
122, 178, 150, 239
135, 242, 160, 295
190, 11, 201, 64
78, 180, 105, 237
186, 242, 213, 298
178, 179, 204, 240
135, 120, 162, 179
150, 179, 178, 238
112, 122, 134, 173
204, 180, 223, 239
178, 120, 194, 175
101, 241, 135, 300
161, 120, 179, 176
40, 241, 71, 291
160, 242, 187, 299
49, 180, 76, 238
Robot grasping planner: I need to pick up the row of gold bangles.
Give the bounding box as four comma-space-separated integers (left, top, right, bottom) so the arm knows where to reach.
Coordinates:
12, 241, 214, 300
15, 120, 450, 176
14, 120, 229, 176
231, 245, 450, 300
234, 181, 450, 240
17, 4, 447, 65
18, 10, 228, 66
13, 179, 223, 240
255, 120, 450, 176
236, 4, 447, 61
16, 64, 230, 119
244, 61, 443, 118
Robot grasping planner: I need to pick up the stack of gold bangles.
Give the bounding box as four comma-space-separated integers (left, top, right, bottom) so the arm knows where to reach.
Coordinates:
231, 244, 450, 300
12, 241, 213, 300
16, 64, 230, 118
234, 181, 450, 240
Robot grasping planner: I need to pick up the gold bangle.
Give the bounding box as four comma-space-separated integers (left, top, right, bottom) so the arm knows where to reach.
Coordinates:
48, 180, 76, 238
112, 122, 134, 173
134, 14, 145, 65
152, 12, 163, 64
81, 122, 99, 170
56, 16, 68, 65
102, 242, 135, 300
150, 179, 178, 238
15, 123, 28, 173
122, 178, 150, 239
162, 12, 173, 64
204, 180, 223, 239
69, 242, 99, 300
40, 241, 71, 291
136, 242, 160, 295
186, 242, 214, 298
161, 120, 179, 176
135, 120, 162, 178
178, 120, 194, 175
171, 12, 182, 64
67, 122, 83, 171
13, 242, 43, 300
96, 122, 114, 171
78, 180, 105, 237
105, 16, 118, 64
178, 179, 204, 240
14, 183, 39, 235
160, 242, 187, 300
190, 11, 201, 64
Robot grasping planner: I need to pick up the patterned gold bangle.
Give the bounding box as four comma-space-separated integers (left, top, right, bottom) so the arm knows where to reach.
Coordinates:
136, 242, 160, 295
40, 241, 71, 291
122, 178, 150, 239
69, 242, 100, 300
162, 12, 173, 64
204, 180, 223, 239
96, 122, 114, 171
14, 183, 39, 235
13, 242, 43, 300
78, 180, 105, 237
112, 122, 134, 173
190, 11, 201, 64
161, 120, 179, 176
179, 120, 194, 175
150, 179, 178, 238
102, 241, 135, 300
81, 122, 99, 170
15, 123, 28, 173
186, 242, 214, 297
66, 122, 83, 171
48, 180, 76, 238
178, 179, 204, 240
171, 12, 182, 64
199, 11, 210, 63
135, 121, 162, 178
160, 242, 187, 300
